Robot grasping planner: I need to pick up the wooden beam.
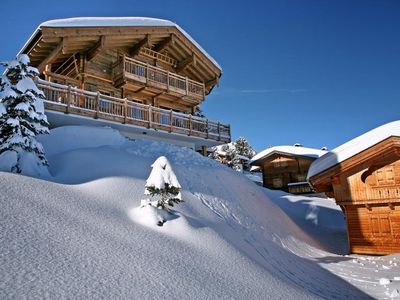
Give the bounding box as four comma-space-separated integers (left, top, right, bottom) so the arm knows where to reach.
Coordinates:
38, 38, 64, 73
153, 34, 174, 52
205, 76, 219, 88
130, 34, 151, 57
176, 53, 195, 72
134, 86, 147, 93
86, 35, 106, 61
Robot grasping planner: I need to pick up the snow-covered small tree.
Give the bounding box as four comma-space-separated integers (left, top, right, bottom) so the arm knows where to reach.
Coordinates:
234, 137, 256, 159
209, 137, 256, 171
145, 156, 182, 209
0, 54, 50, 176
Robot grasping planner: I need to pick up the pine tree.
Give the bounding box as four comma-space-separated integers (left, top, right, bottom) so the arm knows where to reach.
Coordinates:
0, 54, 50, 176
234, 137, 256, 159
144, 156, 182, 209
209, 138, 257, 171
232, 137, 256, 171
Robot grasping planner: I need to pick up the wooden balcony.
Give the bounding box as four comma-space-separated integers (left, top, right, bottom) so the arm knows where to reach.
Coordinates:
113, 56, 205, 102
37, 79, 230, 143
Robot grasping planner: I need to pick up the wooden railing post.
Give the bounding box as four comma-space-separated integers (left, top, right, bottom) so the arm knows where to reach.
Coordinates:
169, 110, 173, 132
95, 91, 100, 119
146, 63, 149, 84
189, 114, 192, 136
66, 85, 72, 114
123, 98, 128, 124
167, 72, 170, 92
217, 122, 221, 141
148, 105, 152, 128
185, 77, 189, 96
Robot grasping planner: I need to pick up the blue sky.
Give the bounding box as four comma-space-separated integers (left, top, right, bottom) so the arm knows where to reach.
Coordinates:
0, 0, 399, 152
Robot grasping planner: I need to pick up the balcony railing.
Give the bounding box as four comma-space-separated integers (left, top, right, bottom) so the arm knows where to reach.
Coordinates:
37, 79, 230, 143
113, 56, 205, 100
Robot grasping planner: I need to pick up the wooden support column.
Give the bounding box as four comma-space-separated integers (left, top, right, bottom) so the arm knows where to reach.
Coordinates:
44, 64, 52, 81
201, 146, 207, 157
86, 36, 106, 61
130, 34, 151, 57
176, 53, 195, 73
148, 105, 153, 129
153, 34, 174, 52
38, 38, 64, 74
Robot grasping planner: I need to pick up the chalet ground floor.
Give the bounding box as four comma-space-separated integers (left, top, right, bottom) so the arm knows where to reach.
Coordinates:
343, 203, 400, 255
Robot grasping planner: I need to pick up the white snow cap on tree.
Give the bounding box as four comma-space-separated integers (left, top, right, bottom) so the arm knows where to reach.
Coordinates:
145, 156, 181, 199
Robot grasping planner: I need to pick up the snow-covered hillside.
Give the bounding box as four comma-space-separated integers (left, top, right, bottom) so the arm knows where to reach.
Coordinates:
1, 126, 399, 299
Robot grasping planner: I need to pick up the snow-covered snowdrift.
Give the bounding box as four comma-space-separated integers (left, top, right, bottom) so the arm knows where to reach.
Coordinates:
1, 126, 399, 299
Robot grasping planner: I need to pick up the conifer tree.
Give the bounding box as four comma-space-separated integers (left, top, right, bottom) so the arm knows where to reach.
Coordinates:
144, 156, 182, 209
0, 54, 50, 176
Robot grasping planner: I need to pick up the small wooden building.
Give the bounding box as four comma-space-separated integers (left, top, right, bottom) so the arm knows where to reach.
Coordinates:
250, 145, 327, 194
17, 17, 230, 151
308, 121, 400, 255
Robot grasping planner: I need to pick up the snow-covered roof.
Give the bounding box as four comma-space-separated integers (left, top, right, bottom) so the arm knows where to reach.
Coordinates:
250, 146, 327, 165
20, 17, 221, 72
308, 120, 400, 179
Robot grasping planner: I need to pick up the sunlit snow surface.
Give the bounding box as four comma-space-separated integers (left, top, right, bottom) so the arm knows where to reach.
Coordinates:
1, 126, 399, 299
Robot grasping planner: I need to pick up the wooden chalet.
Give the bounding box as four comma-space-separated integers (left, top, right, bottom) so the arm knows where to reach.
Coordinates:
19, 17, 230, 151
250, 145, 327, 194
308, 121, 400, 255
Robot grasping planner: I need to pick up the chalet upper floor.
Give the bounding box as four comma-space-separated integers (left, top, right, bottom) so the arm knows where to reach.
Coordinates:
20, 18, 222, 112
18, 17, 230, 147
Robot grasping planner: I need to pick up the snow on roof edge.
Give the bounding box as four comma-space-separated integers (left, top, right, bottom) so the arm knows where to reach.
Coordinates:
307, 120, 400, 179
19, 17, 221, 72
250, 145, 327, 165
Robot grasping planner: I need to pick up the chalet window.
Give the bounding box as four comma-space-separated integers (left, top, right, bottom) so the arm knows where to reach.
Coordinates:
297, 174, 307, 182
371, 215, 392, 236
272, 177, 283, 188
376, 165, 395, 186
273, 159, 287, 168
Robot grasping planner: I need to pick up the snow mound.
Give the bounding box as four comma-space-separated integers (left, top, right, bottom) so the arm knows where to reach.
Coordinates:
1, 125, 398, 299
38, 125, 126, 156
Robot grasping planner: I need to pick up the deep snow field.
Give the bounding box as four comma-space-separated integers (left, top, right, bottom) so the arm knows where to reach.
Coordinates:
1, 126, 399, 299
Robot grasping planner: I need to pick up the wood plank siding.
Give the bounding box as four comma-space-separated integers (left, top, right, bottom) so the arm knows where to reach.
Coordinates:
309, 137, 400, 254
257, 154, 314, 193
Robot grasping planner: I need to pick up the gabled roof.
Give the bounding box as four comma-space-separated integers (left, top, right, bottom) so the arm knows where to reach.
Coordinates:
308, 120, 400, 179
35, 17, 221, 72
18, 17, 222, 90
250, 145, 327, 165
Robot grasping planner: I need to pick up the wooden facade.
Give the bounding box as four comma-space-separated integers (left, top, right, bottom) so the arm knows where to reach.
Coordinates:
308, 136, 400, 255
250, 146, 326, 194
19, 18, 230, 147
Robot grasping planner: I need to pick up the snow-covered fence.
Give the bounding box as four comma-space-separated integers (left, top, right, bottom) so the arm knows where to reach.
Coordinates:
36, 79, 230, 142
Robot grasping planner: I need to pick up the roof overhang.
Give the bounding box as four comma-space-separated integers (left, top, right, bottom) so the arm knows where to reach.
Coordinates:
18, 17, 222, 93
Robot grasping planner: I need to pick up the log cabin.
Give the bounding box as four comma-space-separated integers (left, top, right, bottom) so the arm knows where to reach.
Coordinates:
308, 121, 400, 255
250, 145, 327, 194
18, 17, 230, 151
